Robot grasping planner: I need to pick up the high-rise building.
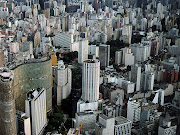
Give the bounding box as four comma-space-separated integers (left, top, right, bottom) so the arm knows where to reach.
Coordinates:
141, 71, 155, 92
0, 47, 4, 67
54, 32, 73, 51
115, 50, 122, 65
127, 99, 141, 123
99, 44, 110, 69
16, 111, 31, 135
25, 88, 47, 135
82, 59, 100, 102
56, 60, 72, 106
114, 116, 132, 135
130, 64, 142, 92
130, 43, 151, 62
78, 40, 88, 64
0, 68, 17, 135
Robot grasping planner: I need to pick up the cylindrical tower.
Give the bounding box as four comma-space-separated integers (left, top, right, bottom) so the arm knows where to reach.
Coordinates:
82, 59, 100, 102
0, 68, 16, 135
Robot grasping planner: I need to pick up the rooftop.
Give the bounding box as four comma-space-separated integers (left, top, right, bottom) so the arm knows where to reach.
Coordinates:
115, 116, 131, 125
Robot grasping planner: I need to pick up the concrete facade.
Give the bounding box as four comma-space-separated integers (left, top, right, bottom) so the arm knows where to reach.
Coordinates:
0, 68, 17, 135
25, 88, 47, 135
82, 59, 100, 102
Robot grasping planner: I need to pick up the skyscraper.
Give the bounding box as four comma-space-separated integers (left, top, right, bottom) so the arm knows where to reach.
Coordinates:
56, 60, 72, 106
99, 44, 110, 69
78, 40, 88, 64
82, 59, 100, 102
130, 64, 142, 92
0, 68, 16, 135
25, 88, 47, 135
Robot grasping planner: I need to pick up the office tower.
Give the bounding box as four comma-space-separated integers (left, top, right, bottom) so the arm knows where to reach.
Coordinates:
95, 113, 115, 135
130, 64, 141, 92
99, 44, 110, 69
0, 68, 16, 135
114, 116, 132, 135
82, 59, 100, 102
25, 88, 47, 135
78, 40, 88, 64
16, 111, 31, 135
115, 50, 122, 65
0, 47, 4, 67
54, 32, 73, 51
56, 60, 72, 106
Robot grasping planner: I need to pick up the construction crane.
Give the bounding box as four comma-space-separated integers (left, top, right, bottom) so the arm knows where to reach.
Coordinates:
75, 121, 85, 135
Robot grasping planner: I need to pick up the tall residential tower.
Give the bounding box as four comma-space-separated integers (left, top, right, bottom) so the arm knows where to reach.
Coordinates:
0, 68, 16, 135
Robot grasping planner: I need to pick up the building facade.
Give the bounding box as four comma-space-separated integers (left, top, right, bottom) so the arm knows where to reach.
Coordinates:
25, 88, 47, 135
0, 68, 17, 135
82, 59, 100, 102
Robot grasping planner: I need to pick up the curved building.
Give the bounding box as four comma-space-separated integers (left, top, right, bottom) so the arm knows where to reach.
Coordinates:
82, 59, 100, 102
0, 68, 16, 135
10, 57, 53, 113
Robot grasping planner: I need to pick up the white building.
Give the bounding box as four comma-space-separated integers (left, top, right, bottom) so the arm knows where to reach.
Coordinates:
95, 114, 115, 135
114, 116, 132, 135
16, 111, 31, 135
88, 45, 99, 58
152, 89, 164, 106
125, 52, 135, 66
82, 59, 100, 102
78, 40, 88, 64
25, 88, 47, 135
115, 51, 122, 65
129, 43, 151, 62
54, 32, 73, 51
56, 60, 72, 106
127, 99, 141, 123
122, 81, 135, 93
121, 47, 131, 65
